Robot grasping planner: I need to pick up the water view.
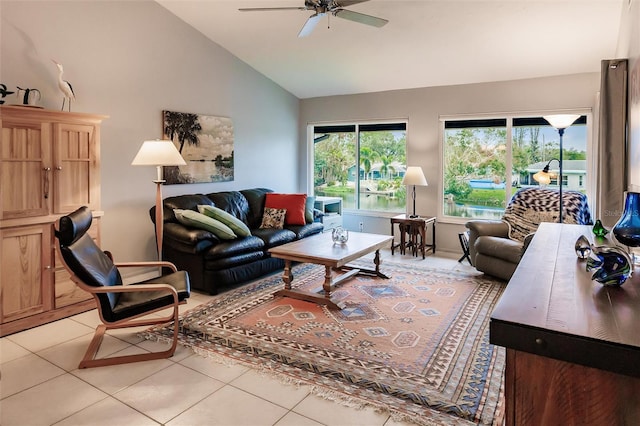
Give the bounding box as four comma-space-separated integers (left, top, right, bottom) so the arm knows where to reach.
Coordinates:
444, 201, 504, 220
317, 190, 505, 218
316, 190, 405, 212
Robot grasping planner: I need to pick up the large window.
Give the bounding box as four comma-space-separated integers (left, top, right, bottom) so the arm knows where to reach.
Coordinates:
442, 114, 589, 220
313, 122, 407, 212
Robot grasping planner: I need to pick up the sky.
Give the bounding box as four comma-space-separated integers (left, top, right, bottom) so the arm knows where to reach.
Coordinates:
539, 124, 587, 152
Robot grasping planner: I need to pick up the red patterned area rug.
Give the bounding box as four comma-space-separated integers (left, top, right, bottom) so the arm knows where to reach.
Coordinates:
143, 261, 506, 426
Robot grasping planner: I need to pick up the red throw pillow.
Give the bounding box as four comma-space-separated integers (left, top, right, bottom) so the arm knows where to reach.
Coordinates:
264, 193, 307, 226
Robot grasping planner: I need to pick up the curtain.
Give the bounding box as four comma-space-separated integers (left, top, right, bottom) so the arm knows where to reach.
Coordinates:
597, 59, 628, 228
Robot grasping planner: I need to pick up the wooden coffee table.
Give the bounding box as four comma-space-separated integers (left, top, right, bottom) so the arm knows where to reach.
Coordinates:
269, 232, 392, 309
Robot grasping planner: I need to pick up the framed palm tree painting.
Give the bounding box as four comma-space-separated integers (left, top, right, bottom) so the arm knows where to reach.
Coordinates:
162, 110, 234, 184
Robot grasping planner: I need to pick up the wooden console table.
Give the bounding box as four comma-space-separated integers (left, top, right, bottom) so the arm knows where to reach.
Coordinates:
490, 223, 640, 425
390, 214, 435, 258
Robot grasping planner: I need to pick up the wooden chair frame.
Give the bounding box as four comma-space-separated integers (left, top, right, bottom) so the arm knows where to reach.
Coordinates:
59, 249, 187, 369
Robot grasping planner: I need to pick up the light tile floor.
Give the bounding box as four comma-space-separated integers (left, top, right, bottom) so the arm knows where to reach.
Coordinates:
0, 249, 476, 426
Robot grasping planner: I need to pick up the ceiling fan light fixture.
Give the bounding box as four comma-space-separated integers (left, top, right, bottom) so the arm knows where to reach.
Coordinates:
240, 0, 387, 37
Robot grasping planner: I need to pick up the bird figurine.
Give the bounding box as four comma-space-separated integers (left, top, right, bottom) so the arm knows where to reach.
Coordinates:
0, 83, 14, 104
52, 60, 75, 111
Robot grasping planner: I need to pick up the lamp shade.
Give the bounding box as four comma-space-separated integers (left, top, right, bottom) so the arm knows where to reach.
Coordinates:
543, 114, 580, 130
533, 169, 552, 185
402, 166, 428, 186
532, 161, 559, 186
131, 140, 186, 166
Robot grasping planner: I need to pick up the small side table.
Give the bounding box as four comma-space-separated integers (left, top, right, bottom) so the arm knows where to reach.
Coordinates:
390, 214, 436, 259
458, 231, 472, 264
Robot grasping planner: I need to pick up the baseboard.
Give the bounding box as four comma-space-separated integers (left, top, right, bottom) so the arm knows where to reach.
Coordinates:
121, 268, 162, 285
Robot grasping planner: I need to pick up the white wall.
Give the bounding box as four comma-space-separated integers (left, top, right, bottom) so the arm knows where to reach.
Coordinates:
1, 1, 300, 267
300, 73, 601, 253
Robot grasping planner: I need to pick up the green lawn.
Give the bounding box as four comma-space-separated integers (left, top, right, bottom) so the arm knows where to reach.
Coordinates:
458, 189, 508, 207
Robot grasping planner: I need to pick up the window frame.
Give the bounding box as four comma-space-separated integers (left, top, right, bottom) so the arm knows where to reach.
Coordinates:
307, 119, 409, 214
438, 109, 594, 224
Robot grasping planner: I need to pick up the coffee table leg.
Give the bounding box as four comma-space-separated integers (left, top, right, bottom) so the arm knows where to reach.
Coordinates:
373, 249, 390, 279
283, 260, 293, 290
274, 260, 345, 309
323, 266, 332, 299
374, 250, 381, 274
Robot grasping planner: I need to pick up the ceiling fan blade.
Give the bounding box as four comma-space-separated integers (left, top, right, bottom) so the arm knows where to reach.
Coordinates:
334, 0, 369, 8
298, 13, 323, 37
334, 9, 388, 27
239, 7, 306, 12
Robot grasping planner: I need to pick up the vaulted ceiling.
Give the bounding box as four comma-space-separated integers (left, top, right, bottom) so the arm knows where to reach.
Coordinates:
157, 0, 624, 99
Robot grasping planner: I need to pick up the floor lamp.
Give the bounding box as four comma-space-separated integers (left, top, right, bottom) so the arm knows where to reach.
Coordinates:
132, 140, 186, 260
402, 166, 428, 218
538, 114, 580, 223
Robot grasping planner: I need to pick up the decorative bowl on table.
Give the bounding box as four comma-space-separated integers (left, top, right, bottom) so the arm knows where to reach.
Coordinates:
586, 244, 633, 286
575, 235, 592, 259
332, 226, 349, 244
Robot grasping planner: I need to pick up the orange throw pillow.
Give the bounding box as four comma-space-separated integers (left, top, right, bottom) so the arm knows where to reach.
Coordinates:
264, 193, 307, 226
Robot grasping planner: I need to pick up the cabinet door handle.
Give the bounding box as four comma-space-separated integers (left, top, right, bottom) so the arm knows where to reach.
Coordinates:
43, 167, 51, 199
55, 166, 63, 171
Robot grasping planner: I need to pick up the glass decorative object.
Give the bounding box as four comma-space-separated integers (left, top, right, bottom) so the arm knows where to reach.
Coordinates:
586, 245, 633, 286
331, 226, 349, 244
592, 219, 609, 238
574, 235, 591, 259
612, 192, 640, 264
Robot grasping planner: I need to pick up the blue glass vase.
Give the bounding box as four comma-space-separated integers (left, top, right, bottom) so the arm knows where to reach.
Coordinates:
612, 192, 640, 248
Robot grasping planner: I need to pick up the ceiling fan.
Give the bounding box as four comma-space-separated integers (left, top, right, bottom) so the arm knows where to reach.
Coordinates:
239, 0, 388, 38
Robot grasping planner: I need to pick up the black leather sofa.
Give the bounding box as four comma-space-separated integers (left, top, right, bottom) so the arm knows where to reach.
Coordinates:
150, 188, 324, 294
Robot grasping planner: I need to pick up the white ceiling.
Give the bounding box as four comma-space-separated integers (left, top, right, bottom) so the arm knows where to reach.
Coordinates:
157, 0, 624, 99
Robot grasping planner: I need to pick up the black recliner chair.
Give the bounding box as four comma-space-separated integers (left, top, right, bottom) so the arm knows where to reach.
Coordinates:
55, 206, 191, 368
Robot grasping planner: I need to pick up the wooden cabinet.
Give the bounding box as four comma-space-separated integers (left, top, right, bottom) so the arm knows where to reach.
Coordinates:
0, 106, 107, 336
0, 224, 52, 324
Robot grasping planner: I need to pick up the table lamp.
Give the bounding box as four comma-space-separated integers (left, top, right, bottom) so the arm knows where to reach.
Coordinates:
402, 166, 428, 218
132, 140, 186, 259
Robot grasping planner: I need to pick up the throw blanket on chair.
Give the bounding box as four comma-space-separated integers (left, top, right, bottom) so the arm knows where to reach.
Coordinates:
502, 187, 593, 242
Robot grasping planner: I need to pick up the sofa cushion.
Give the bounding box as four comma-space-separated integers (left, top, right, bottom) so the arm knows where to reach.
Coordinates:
198, 205, 251, 237
241, 188, 273, 229
152, 194, 214, 224
475, 235, 523, 264
163, 222, 218, 253
286, 222, 324, 239
260, 207, 287, 229
251, 228, 296, 248
265, 193, 307, 226
305, 196, 315, 224
204, 251, 266, 271
206, 191, 250, 225
174, 209, 237, 240
204, 236, 265, 260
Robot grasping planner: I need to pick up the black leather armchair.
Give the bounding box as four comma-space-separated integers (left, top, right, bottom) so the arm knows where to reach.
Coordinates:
55, 206, 191, 368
